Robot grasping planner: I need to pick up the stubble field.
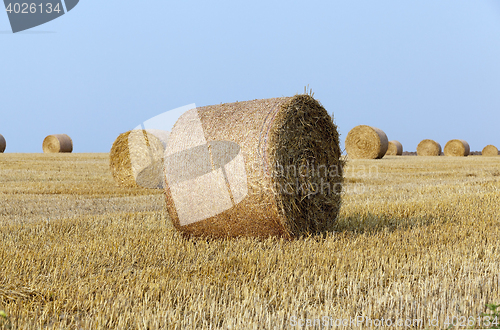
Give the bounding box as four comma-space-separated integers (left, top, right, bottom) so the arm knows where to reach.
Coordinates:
0, 153, 499, 329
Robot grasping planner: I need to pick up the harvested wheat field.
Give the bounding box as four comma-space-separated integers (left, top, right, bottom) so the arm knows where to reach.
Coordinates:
1, 153, 500, 329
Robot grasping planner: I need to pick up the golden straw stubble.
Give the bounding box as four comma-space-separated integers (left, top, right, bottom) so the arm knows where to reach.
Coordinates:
42, 134, 73, 153
444, 139, 470, 157
345, 125, 388, 159
109, 130, 165, 188
482, 145, 498, 157
0, 134, 5, 153
417, 139, 442, 156
163, 94, 343, 239
385, 140, 403, 156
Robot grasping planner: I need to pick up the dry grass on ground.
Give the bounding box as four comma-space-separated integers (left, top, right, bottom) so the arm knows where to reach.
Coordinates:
1, 153, 500, 329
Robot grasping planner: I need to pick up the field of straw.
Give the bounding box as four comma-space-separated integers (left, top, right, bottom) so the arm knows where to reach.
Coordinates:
1, 153, 500, 329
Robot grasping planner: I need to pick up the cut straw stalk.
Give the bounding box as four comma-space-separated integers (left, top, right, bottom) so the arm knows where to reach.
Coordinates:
42, 134, 73, 153
163, 94, 343, 238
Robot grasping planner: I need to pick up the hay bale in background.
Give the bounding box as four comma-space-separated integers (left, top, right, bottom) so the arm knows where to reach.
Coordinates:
444, 139, 470, 157
0, 134, 5, 153
145, 129, 170, 149
385, 140, 403, 156
417, 139, 441, 156
164, 94, 343, 239
110, 130, 166, 188
482, 145, 498, 157
42, 134, 73, 153
345, 125, 388, 159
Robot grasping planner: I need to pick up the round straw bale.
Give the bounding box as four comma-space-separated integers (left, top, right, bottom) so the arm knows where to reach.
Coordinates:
163, 94, 343, 239
42, 134, 73, 153
444, 139, 470, 157
0, 134, 5, 153
482, 145, 498, 156
385, 140, 403, 156
417, 139, 442, 156
145, 129, 170, 149
344, 125, 388, 159
109, 130, 166, 188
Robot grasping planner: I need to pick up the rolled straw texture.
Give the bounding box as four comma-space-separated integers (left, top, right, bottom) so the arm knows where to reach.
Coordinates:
444, 139, 470, 157
385, 140, 403, 156
345, 125, 388, 159
42, 134, 73, 153
109, 130, 166, 188
145, 129, 170, 149
482, 145, 498, 157
163, 94, 343, 239
0, 134, 5, 153
417, 139, 442, 156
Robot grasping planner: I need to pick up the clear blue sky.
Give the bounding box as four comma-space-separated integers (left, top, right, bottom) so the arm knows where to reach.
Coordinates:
1, 1, 500, 153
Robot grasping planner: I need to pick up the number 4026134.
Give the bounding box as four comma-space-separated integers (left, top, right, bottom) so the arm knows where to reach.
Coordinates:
5, 3, 62, 14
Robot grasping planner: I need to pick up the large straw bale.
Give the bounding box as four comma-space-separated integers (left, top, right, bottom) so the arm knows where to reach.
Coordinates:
42, 134, 73, 153
110, 130, 166, 188
385, 140, 403, 156
444, 139, 470, 157
0, 134, 5, 153
417, 139, 441, 156
345, 125, 388, 159
163, 94, 343, 239
145, 129, 170, 149
482, 145, 498, 156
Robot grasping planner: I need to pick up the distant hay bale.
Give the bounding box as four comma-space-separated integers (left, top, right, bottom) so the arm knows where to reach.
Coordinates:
109, 130, 166, 188
417, 139, 441, 156
482, 145, 498, 157
163, 94, 343, 239
345, 125, 388, 159
0, 134, 5, 153
42, 134, 73, 153
444, 139, 470, 157
385, 140, 403, 156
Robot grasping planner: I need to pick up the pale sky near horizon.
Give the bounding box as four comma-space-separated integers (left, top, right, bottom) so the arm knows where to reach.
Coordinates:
1, 1, 500, 153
